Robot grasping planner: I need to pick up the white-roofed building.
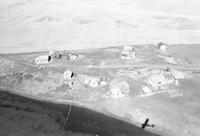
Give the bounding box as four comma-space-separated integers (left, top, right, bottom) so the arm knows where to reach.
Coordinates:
171, 69, 185, 79
35, 55, 51, 64
147, 73, 175, 87
64, 70, 74, 80
70, 53, 78, 60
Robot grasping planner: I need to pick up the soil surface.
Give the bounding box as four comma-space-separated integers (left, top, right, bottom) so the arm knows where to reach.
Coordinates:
0, 90, 159, 136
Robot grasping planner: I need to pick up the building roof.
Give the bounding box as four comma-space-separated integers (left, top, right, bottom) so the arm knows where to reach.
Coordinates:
147, 73, 174, 86
123, 46, 133, 51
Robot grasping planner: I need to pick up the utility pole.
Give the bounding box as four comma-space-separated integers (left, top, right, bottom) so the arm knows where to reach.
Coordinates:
62, 105, 72, 136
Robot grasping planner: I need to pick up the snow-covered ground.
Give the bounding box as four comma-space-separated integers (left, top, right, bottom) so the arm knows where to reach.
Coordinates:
1, 0, 200, 53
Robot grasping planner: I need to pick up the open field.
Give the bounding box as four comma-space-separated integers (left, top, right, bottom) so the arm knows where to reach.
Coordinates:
1, 0, 200, 53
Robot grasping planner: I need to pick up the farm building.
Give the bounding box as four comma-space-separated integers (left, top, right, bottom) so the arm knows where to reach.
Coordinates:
171, 69, 185, 79
146, 73, 175, 87
49, 50, 78, 61
35, 55, 51, 64
70, 53, 78, 60
63, 70, 74, 80
84, 77, 99, 87
158, 42, 168, 51
121, 46, 136, 60
49, 50, 63, 59
79, 75, 108, 88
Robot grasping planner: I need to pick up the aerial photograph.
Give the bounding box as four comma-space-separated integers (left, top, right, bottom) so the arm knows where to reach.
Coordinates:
0, 0, 200, 136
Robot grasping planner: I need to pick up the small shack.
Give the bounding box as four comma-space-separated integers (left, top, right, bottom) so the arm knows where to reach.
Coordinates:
35, 55, 51, 64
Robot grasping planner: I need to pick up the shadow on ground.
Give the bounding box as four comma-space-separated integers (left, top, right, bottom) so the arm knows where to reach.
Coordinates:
0, 90, 160, 136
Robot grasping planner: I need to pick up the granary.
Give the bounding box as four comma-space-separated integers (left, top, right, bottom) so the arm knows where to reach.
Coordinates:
35, 55, 51, 64
63, 70, 74, 80
121, 46, 136, 59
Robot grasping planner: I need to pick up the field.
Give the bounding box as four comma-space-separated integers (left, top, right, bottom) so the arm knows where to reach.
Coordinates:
1, 0, 200, 53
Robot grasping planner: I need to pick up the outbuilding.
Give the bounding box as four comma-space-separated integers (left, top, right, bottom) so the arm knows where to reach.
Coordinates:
158, 42, 168, 51
64, 70, 74, 80
35, 55, 51, 64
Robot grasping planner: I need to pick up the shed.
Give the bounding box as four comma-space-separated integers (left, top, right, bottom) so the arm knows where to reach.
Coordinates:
35, 55, 51, 64
64, 70, 74, 80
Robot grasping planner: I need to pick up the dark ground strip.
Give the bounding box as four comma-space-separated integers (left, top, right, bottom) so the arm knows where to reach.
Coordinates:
0, 90, 160, 136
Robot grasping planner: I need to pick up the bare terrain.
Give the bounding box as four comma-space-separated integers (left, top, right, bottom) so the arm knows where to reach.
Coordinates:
0, 91, 159, 136
1, 0, 200, 53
